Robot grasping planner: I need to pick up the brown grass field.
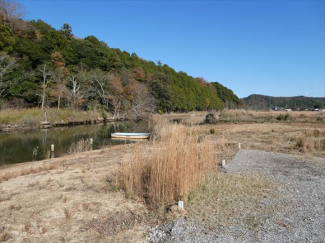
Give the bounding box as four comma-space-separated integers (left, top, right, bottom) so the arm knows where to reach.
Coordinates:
0, 110, 324, 242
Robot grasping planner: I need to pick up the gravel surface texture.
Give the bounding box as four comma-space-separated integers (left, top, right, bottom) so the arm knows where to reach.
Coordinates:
149, 149, 325, 243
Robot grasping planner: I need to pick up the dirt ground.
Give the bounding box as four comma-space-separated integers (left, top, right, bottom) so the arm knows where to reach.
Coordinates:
0, 144, 148, 242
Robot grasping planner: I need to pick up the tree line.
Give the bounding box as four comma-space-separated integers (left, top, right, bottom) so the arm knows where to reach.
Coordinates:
0, 0, 243, 119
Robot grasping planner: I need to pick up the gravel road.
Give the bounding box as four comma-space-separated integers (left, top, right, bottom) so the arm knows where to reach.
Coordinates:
149, 150, 325, 243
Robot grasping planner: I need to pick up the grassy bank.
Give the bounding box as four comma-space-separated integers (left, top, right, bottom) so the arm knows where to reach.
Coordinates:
0, 108, 111, 130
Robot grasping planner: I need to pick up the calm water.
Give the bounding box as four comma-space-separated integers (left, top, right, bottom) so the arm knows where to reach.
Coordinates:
0, 121, 148, 165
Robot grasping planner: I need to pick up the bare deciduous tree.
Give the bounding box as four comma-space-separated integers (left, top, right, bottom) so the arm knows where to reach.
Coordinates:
0, 0, 27, 30
67, 74, 88, 110
88, 69, 112, 111
124, 81, 155, 119
38, 63, 52, 110
0, 51, 16, 98
51, 67, 69, 110
108, 76, 125, 119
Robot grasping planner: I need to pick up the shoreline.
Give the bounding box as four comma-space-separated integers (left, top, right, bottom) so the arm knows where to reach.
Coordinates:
0, 117, 129, 133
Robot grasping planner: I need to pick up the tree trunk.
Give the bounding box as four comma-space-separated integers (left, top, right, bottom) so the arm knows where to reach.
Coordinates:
41, 87, 45, 110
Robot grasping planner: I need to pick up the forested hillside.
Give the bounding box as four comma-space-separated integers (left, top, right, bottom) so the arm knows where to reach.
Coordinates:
243, 94, 325, 110
210, 82, 244, 109
0, 0, 240, 118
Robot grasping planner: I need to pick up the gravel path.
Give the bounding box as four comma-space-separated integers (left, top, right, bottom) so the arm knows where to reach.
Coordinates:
149, 150, 325, 243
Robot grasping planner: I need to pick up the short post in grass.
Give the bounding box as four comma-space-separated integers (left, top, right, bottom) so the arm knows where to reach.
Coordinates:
90, 138, 93, 150
222, 159, 226, 168
178, 200, 184, 209
238, 142, 241, 149
51, 144, 54, 158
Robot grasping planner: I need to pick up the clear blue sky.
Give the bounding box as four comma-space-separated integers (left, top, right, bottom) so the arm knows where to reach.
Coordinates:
19, 0, 324, 98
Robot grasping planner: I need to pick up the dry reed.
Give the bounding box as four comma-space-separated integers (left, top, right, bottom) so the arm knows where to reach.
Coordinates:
64, 208, 72, 220
68, 138, 92, 154
219, 109, 325, 123
117, 118, 217, 206
295, 128, 325, 152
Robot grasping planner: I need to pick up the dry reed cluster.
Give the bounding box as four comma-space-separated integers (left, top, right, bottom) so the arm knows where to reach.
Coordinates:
295, 129, 325, 152
68, 138, 92, 154
117, 118, 216, 206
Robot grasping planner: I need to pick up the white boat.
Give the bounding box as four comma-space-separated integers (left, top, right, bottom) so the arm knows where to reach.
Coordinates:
111, 132, 150, 139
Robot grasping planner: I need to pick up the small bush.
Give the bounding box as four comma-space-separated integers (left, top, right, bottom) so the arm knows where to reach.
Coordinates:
209, 128, 215, 134
171, 118, 182, 124
205, 113, 217, 124
276, 113, 290, 121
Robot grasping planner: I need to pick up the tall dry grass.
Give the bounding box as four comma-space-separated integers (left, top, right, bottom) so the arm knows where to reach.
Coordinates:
295, 128, 325, 153
117, 117, 216, 206
68, 138, 92, 154
219, 109, 325, 123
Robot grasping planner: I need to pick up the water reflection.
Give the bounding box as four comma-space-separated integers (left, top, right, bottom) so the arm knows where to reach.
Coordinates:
0, 121, 148, 165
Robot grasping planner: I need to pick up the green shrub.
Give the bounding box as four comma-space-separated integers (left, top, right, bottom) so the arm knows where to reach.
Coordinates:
276, 113, 290, 121
205, 113, 217, 124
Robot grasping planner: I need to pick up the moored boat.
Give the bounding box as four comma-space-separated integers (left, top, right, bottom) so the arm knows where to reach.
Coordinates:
111, 132, 150, 139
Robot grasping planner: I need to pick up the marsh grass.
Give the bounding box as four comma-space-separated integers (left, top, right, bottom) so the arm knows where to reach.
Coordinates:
0, 108, 110, 126
295, 129, 325, 153
219, 109, 325, 123
68, 138, 92, 154
117, 118, 217, 206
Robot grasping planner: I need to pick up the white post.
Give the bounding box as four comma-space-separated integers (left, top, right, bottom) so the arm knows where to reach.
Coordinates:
90, 138, 93, 145
178, 200, 184, 209
238, 143, 241, 149
222, 159, 226, 168
51, 144, 54, 152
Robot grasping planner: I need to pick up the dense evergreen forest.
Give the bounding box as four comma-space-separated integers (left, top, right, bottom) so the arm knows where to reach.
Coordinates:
0, 0, 242, 119
243, 94, 325, 111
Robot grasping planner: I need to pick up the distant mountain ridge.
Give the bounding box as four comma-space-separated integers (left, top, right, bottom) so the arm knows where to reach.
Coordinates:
243, 94, 325, 110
